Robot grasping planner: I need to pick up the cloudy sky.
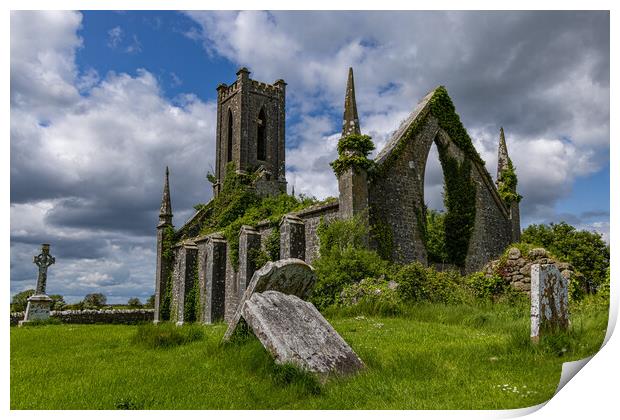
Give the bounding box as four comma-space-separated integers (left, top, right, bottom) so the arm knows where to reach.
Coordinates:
10, 10, 609, 303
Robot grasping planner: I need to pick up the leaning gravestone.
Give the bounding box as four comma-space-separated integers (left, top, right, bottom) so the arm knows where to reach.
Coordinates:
241, 290, 365, 379
530, 263, 569, 343
222, 258, 316, 341
20, 244, 56, 326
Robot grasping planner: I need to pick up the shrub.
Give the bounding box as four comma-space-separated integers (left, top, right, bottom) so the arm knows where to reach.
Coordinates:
425, 209, 448, 263
82, 293, 107, 308
317, 213, 369, 256
133, 323, 204, 349
394, 263, 467, 304
521, 222, 609, 292
49, 294, 66, 311
11, 289, 35, 312
311, 247, 389, 310
330, 134, 375, 176
338, 276, 400, 308
127, 297, 142, 308
145, 295, 155, 308
466, 272, 507, 300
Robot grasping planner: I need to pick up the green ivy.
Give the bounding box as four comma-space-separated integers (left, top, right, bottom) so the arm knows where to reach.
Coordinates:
331, 134, 375, 176
497, 158, 522, 205
370, 219, 394, 261
183, 263, 200, 323
336, 134, 376, 156
437, 142, 477, 267
160, 271, 173, 321
161, 225, 175, 261
180, 162, 325, 268
265, 227, 281, 260
375, 86, 490, 184
429, 86, 485, 165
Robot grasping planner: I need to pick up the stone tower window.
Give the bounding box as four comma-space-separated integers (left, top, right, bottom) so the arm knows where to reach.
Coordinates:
227, 109, 233, 162
257, 107, 267, 161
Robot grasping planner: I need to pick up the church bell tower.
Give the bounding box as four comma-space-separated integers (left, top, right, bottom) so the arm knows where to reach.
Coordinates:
213, 67, 287, 197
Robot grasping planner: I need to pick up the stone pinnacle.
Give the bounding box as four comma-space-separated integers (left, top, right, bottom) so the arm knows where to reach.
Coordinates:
159, 166, 173, 223
342, 67, 361, 138
496, 127, 510, 182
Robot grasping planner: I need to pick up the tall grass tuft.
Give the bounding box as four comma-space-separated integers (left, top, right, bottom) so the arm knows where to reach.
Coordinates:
132, 322, 204, 349
270, 362, 322, 396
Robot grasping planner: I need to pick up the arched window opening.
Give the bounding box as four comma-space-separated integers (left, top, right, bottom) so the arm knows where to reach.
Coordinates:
227, 109, 233, 163
423, 141, 448, 265
257, 108, 267, 161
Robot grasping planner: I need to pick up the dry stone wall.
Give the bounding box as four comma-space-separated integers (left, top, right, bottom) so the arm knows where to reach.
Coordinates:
10, 309, 154, 326
483, 247, 581, 296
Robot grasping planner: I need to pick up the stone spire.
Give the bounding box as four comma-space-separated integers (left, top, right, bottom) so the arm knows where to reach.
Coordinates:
342, 67, 361, 137
496, 127, 510, 182
159, 166, 173, 226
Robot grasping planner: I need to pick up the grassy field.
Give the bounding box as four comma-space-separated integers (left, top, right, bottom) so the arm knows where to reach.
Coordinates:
10, 299, 608, 410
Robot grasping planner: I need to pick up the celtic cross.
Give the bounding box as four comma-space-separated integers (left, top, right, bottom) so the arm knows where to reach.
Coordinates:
33, 244, 55, 295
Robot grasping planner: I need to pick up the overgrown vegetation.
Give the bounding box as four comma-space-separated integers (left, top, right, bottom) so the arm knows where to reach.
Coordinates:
497, 157, 522, 205
330, 134, 375, 176
311, 215, 390, 309
428, 86, 485, 165
180, 163, 326, 268
132, 322, 204, 349
424, 209, 448, 263
11, 289, 35, 312
183, 265, 201, 323
521, 222, 610, 292
436, 142, 477, 266
311, 214, 524, 311
369, 219, 394, 261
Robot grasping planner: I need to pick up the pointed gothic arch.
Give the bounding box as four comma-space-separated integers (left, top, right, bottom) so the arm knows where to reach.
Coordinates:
368, 87, 515, 272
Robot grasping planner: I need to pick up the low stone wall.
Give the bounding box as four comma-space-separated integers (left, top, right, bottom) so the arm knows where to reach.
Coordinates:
10, 309, 154, 326
483, 247, 581, 295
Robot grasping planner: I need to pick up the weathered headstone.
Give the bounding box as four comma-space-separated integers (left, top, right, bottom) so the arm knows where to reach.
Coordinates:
241, 290, 365, 379
222, 258, 316, 341
530, 263, 569, 343
20, 244, 55, 326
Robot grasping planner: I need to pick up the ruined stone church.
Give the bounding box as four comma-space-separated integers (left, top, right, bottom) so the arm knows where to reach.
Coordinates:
154, 67, 521, 325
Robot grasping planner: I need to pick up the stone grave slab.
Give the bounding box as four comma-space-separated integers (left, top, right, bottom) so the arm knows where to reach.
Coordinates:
531, 263, 569, 343
223, 258, 316, 341
241, 290, 364, 379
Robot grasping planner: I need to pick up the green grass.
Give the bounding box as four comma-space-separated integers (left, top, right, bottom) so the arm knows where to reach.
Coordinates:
10, 300, 608, 409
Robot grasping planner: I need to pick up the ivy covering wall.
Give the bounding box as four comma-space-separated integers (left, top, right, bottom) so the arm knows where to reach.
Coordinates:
331, 134, 375, 176
497, 158, 522, 206
436, 142, 477, 267
373, 86, 482, 267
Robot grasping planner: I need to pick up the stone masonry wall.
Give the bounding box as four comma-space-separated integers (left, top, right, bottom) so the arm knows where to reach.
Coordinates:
293, 202, 340, 264
369, 115, 440, 264
464, 146, 513, 272
483, 247, 580, 296
10, 309, 154, 326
